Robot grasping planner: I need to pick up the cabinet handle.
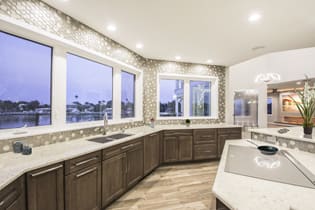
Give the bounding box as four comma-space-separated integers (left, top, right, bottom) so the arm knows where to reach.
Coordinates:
0, 200, 4, 206
76, 167, 97, 178
75, 157, 98, 166
149, 134, 157, 137
31, 165, 63, 177
121, 144, 134, 150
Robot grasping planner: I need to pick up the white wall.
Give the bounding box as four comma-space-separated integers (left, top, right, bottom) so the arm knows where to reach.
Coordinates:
226, 47, 315, 128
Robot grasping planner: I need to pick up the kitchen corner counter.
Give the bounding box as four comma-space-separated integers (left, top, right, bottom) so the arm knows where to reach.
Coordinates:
212, 139, 315, 210
0, 124, 240, 191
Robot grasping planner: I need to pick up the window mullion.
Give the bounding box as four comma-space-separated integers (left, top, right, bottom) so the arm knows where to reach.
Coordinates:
52, 47, 67, 126
184, 79, 190, 117
113, 66, 121, 121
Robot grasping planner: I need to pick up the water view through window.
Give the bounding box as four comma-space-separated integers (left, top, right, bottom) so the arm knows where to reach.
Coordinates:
121, 71, 135, 118
66, 54, 113, 123
0, 32, 52, 129
190, 81, 211, 116
159, 79, 184, 117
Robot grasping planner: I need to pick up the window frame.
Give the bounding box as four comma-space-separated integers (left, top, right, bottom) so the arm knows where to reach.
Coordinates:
121, 70, 136, 119
0, 30, 53, 129
0, 20, 143, 134
157, 73, 219, 120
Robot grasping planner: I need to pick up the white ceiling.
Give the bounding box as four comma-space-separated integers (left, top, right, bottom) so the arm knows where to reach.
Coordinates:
42, 0, 315, 66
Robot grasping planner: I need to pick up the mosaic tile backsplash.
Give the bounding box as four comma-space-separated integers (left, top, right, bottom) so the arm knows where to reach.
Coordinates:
251, 132, 315, 153
0, 0, 226, 153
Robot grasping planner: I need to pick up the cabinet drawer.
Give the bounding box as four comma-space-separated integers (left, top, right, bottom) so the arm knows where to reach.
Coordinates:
103, 145, 122, 160
120, 139, 143, 152
193, 129, 217, 144
102, 139, 143, 160
0, 176, 25, 210
218, 128, 241, 134
164, 130, 192, 137
194, 144, 217, 160
65, 151, 101, 174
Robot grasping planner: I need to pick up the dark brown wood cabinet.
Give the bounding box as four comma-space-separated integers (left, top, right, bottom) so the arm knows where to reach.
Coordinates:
126, 141, 144, 188
102, 138, 144, 208
144, 133, 160, 175
218, 128, 242, 157
163, 130, 193, 163
0, 176, 26, 210
193, 129, 218, 160
102, 153, 126, 207
65, 151, 102, 210
27, 163, 64, 210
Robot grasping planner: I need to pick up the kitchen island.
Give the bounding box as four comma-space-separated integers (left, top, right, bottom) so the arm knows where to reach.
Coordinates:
212, 139, 315, 210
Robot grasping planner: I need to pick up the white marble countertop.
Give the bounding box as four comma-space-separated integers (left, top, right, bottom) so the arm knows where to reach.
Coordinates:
0, 124, 240, 191
212, 139, 315, 210
250, 126, 315, 143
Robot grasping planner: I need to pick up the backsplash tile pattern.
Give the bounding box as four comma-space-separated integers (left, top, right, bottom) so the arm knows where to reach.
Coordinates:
251, 132, 315, 153
0, 121, 144, 153
0, 0, 227, 153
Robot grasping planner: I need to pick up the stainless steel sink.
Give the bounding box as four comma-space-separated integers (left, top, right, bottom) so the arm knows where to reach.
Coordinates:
88, 133, 134, 143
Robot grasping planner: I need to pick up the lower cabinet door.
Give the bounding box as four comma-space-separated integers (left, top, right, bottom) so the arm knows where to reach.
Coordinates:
27, 163, 64, 210
163, 137, 178, 163
126, 143, 144, 189
144, 133, 160, 175
0, 176, 26, 210
194, 144, 217, 160
66, 164, 101, 210
102, 153, 126, 208
178, 136, 193, 161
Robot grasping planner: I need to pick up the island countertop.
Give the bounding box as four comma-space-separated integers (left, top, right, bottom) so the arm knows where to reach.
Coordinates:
0, 123, 240, 191
212, 139, 315, 210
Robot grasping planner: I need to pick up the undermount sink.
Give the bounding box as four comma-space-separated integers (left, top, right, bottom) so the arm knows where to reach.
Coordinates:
88, 133, 134, 143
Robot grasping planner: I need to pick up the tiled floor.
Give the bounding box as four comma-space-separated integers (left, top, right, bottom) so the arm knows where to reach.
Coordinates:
107, 162, 219, 210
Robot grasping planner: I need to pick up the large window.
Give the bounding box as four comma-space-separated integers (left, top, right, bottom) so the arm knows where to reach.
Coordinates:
159, 79, 184, 117
0, 32, 52, 129
267, 97, 272, 115
190, 81, 211, 116
66, 54, 113, 123
121, 71, 135, 118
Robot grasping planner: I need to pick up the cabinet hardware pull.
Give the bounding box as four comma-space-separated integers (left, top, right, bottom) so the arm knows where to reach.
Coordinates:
0, 200, 4, 206
149, 134, 157, 137
76, 167, 97, 178
31, 165, 63, 177
75, 157, 98, 166
121, 144, 134, 150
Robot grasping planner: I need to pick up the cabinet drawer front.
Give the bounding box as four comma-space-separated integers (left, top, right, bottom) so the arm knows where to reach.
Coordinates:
103, 145, 122, 160
218, 128, 241, 134
194, 129, 217, 144
194, 144, 217, 160
164, 130, 192, 137
0, 176, 24, 209
65, 151, 101, 174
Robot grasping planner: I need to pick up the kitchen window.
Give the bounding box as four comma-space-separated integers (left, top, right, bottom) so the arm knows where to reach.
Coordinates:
66, 53, 113, 123
0, 31, 52, 129
158, 74, 218, 119
121, 71, 135, 118
159, 79, 184, 117
190, 81, 211, 116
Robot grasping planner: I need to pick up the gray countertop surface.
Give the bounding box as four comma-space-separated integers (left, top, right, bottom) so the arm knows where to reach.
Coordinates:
0, 124, 240, 191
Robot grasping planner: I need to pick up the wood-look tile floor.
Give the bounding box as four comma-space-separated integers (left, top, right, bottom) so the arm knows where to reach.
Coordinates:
107, 162, 219, 210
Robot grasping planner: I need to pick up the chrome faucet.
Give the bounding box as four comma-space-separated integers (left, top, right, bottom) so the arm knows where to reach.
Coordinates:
103, 112, 108, 135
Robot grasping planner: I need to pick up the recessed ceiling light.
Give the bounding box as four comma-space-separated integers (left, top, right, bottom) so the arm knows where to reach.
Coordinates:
175, 56, 181, 60
136, 43, 143, 49
248, 13, 262, 23
296, 81, 302, 85
107, 24, 117, 32
206, 59, 213, 64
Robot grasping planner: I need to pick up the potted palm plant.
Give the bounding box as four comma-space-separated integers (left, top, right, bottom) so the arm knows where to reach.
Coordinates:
290, 78, 315, 135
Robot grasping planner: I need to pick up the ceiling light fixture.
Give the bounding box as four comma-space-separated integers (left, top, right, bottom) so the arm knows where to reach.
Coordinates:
107, 24, 117, 32
206, 59, 213, 64
175, 56, 181, 60
255, 73, 281, 83
136, 43, 143, 49
248, 13, 262, 23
